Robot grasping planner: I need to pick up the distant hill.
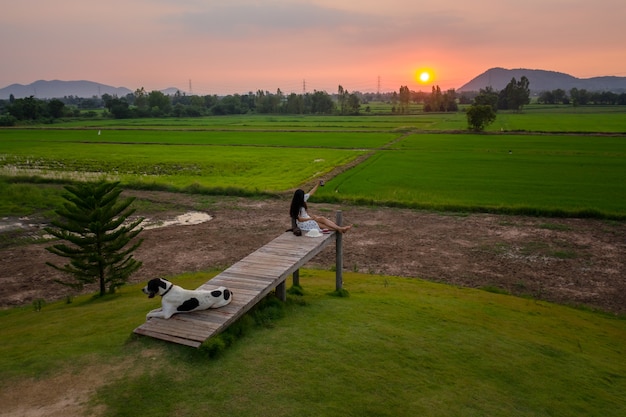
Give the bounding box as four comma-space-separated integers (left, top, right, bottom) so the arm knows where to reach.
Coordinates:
458, 68, 626, 94
0, 80, 133, 99
161, 87, 182, 96
0, 80, 183, 100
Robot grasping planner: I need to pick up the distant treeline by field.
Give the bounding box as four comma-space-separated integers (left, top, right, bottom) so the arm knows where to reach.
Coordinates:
2, 76, 626, 126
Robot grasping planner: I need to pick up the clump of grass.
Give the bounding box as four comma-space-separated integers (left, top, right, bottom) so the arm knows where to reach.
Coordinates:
480, 285, 509, 295
538, 222, 573, 231
329, 288, 350, 297
200, 335, 227, 357
287, 284, 304, 296
551, 250, 578, 259
520, 241, 549, 256
199, 294, 288, 357
252, 295, 286, 327
32, 299, 46, 312
514, 281, 527, 291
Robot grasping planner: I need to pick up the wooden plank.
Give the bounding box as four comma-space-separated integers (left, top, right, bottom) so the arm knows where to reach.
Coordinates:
209, 272, 276, 284
133, 328, 202, 348
223, 266, 284, 278
199, 282, 261, 295
133, 231, 338, 347
137, 326, 208, 344
208, 280, 274, 293
221, 266, 280, 279
141, 317, 220, 335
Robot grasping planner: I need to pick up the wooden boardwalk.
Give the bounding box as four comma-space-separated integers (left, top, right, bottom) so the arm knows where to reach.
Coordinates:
133, 230, 339, 348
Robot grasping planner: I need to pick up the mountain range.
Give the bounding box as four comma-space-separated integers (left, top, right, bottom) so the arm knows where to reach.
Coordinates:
0, 80, 181, 100
1, 68, 625, 99
458, 68, 626, 94
0, 80, 133, 100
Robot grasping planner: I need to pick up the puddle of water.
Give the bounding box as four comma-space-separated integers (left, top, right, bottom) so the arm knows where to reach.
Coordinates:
141, 211, 213, 230
0, 212, 213, 235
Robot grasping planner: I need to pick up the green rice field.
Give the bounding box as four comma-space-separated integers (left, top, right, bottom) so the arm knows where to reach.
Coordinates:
319, 133, 626, 217
1, 108, 625, 218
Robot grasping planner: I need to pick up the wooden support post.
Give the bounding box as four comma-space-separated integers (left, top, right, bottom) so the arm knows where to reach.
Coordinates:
276, 280, 286, 302
335, 210, 343, 291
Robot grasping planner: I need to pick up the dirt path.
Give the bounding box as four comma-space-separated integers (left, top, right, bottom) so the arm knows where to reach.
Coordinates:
1, 190, 625, 315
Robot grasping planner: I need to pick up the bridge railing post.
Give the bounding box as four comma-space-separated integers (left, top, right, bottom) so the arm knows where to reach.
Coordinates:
335, 210, 343, 291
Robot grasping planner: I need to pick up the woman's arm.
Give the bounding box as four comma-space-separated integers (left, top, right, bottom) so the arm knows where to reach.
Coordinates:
307, 180, 324, 197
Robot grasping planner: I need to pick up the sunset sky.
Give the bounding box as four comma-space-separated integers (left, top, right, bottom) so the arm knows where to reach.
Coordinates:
2, 0, 624, 95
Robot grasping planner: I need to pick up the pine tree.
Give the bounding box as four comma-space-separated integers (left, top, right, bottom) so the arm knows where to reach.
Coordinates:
45, 181, 144, 296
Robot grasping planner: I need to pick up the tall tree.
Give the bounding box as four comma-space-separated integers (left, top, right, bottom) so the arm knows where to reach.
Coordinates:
398, 86, 411, 113
106, 97, 131, 118
338, 85, 347, 114
47, 99, 66, 118
424, 86, 443, 112
570, 88, 590, 106
473, 86, 499, 111
309, 91, 335, 114
45, 181, 144, 296
7, 96, 43, 120
285, 93, 304, 114
345, 93, 361, 115
134, 87, 148, 112
499, 76, 530, 111
466, 104, 496, 132
442, 89, 458, 112
148, 90, 171, 114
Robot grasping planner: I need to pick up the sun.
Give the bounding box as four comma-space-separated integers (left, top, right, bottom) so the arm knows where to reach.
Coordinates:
415, 68, 435, 85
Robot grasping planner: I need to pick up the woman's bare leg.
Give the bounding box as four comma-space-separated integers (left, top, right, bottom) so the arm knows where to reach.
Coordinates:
313, 216, 352, 233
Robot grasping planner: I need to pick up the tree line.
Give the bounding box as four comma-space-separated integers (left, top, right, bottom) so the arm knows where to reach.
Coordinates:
0, 86, 360, 124
537, 88, 626, 105
1, 77, 624, 127
0, 84, 461, 124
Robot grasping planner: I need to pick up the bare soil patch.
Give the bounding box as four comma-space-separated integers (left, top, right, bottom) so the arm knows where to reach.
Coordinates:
1, 366, 108, 417
1, 190, 625, 315
0, 349, 167, 417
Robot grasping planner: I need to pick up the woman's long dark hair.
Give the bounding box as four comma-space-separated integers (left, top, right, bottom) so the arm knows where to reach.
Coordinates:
289, 189, 307, 219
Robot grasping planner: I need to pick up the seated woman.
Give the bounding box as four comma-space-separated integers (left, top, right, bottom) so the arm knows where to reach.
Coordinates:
289, 181, 352, 234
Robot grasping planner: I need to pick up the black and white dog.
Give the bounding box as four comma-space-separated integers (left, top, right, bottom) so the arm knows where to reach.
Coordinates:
142, 278, 233, 319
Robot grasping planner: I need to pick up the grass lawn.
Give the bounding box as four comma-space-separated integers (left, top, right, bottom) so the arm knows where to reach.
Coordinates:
1, 271, 624, 416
